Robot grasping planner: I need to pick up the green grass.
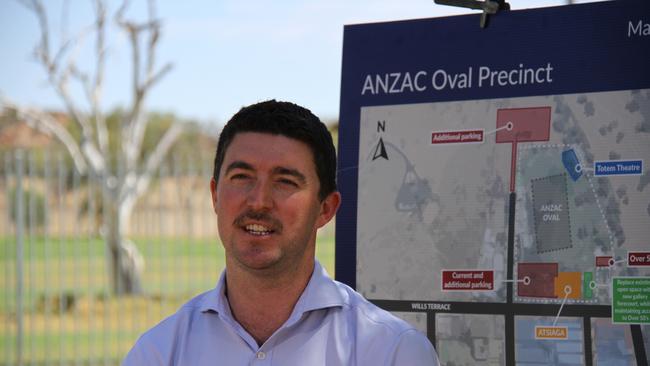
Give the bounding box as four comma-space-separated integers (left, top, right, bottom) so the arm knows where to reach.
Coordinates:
1, 236, 224, 261
1, 234, 335, 364
1, 235, 335, 302
1, 330, 141, 364
1, 235, 334, 265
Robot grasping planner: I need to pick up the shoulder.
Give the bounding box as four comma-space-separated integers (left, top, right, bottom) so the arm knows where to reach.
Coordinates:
143, 290, 211, 338
331, 281, 439, 364
122, 291, 212, 366
333, 280, 411, 333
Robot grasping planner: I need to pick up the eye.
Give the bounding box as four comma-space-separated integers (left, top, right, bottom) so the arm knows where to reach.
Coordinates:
277, 178, 299, 187
229, 173, 251, 181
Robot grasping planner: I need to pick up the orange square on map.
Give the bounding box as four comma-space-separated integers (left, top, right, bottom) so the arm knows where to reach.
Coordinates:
554, 272, 581, 299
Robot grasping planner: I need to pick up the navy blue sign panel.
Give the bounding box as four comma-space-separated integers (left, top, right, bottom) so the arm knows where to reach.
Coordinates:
337, 1, 650, 365
336, 0, 650, 287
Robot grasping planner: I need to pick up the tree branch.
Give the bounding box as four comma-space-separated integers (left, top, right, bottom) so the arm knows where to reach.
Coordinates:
117, 121, 183, 228
55, 65, 95, 141
93, 0, 109, 156
20, 0, 103, 165
135, 122, 184, 197
145, 0, 159, 87
2, 98, 87, 174
20, 0, 53, 72
115, 0, 173, 174
143, 63, 173, 91
115, 9, 143, 169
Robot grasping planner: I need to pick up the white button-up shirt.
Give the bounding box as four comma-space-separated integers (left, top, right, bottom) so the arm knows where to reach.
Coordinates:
123, 261, 440, 365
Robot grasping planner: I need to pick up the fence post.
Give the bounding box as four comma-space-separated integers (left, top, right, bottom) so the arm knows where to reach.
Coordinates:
15, 150, 25, 366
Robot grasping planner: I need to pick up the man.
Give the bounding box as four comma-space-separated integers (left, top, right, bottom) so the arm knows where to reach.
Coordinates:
123, 100, 440, 365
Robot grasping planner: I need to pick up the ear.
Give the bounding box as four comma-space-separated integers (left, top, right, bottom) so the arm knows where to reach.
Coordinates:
210, 177, 219, 214
316, 191, 341, 229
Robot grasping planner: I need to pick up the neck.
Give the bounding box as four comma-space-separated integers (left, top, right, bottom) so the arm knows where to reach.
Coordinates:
225, 257, 315, 346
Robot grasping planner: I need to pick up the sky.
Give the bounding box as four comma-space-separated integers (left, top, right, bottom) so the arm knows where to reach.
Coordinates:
0, 0, 596, 126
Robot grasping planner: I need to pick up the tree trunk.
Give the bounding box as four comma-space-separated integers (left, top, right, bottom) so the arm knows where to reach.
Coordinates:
104, 187, 144, 295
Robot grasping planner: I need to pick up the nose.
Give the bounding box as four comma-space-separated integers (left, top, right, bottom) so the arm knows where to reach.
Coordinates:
246, 179, 274, 210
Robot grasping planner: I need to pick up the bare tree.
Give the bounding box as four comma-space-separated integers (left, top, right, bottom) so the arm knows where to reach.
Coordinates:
3, 0, 184, 295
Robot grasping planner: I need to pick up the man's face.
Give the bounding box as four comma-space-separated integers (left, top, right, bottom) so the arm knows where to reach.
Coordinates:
210, 132, 340, 275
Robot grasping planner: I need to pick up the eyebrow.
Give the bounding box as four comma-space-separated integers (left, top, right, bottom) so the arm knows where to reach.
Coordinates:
224, 161, 307, 185
224, 161, 254, 176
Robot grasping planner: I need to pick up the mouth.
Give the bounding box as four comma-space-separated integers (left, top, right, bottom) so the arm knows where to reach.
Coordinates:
244, 223, 275, 236
235, 211, 282, 237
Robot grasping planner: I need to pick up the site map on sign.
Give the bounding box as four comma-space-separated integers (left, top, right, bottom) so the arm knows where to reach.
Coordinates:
356, 89, 650, 365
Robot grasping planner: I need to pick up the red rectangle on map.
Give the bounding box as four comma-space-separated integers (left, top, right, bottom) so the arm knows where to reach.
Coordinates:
495, 107, 551, 143
628, 252, 650, 267
517, 262, 558, 298
442, 270, 494, 291
432, 129, 484, 144
595, 256, 613, 267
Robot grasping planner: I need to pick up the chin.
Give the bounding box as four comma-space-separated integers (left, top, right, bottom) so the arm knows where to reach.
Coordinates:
239, 255, 282, 271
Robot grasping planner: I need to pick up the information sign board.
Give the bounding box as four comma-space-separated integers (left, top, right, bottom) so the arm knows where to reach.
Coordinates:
337, 1, 650, 364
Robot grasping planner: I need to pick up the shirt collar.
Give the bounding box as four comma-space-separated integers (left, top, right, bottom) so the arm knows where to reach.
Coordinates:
295, 260, 348, 313
199, 260, 348, 317
199, 270, 230, 315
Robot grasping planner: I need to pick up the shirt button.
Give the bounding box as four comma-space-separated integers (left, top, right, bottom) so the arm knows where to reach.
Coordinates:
256, 351, 266, 360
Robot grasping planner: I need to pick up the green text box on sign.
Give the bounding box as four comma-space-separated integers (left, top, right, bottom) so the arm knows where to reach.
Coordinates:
612, 277, 650, 324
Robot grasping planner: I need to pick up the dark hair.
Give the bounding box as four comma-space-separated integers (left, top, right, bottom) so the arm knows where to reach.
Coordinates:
213, 100, 337, 201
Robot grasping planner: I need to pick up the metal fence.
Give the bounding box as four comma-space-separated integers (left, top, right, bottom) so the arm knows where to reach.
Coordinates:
1, 146, 338, 365
1, 149, 221, 365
